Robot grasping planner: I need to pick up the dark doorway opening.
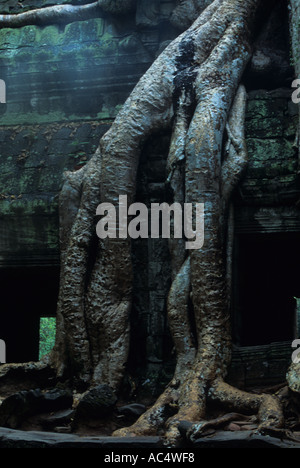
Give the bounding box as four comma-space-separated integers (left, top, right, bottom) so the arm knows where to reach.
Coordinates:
233, 233, 300, 347
0, 266, 59, 363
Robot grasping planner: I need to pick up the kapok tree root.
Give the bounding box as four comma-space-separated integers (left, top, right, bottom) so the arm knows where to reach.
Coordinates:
208, 377, 284, 431
112, 372, 285, 446
175, 377, 285, 442
113, 385, 179, 437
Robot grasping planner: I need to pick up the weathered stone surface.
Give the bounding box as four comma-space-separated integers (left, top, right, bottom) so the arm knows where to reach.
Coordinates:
0, 426, 297, 448
39, 408, 75, 431
0, 362, 56, 396
136, 0, 160, 27
0, 120, 109, 267
74, 385, 117, 421
0, 427, 163, 448
39, 387, 73, 411
118, 403, 147, 418
0, 6, 176, 126
245, 2, 293, 90
228, 342, 293, 389
0, 387, 73, 428
237, 88, 299, 206
234, 207, 300, 235
189, 430, 300, 448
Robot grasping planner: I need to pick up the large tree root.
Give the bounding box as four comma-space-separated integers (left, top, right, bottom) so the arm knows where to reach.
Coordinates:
112, 374, 284, 446
0, 0, 137, 28
112, 0, 278, 444
51, 0, 236, 386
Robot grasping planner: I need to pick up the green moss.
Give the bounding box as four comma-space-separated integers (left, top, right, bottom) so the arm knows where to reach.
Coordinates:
246, 99, 286, 120
63, 18, 104, 43
20, 25, 37, 45
0, 197, 58, 216
0, 109, 117, 126
0, 27, 23, 49
98, 32, 119, 56
290, 13, 300, 68
0, 17, 123, 125
247, 138, 295, 164
0, 18, 106, 49
36, 25, 65, 46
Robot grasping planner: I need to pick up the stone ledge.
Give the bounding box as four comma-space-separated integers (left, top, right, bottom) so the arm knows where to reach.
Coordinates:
0, 427, 163, 448
0, 427, 299, 448
191, 431, 300, 449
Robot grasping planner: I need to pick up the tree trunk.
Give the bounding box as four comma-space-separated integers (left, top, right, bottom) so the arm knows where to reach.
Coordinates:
46, 0, 288, 444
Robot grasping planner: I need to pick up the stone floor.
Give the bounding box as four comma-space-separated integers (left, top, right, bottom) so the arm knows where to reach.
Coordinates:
0, 427, 299, 448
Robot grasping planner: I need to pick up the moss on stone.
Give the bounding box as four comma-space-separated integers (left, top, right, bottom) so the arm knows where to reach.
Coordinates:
0, 197, 58, 217
0, 17, 125, 125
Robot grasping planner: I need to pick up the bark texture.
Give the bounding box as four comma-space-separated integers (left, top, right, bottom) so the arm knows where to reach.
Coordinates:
48, 0, 287, 445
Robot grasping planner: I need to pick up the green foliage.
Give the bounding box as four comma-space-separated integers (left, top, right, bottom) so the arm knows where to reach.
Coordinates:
39, 317, 56, 360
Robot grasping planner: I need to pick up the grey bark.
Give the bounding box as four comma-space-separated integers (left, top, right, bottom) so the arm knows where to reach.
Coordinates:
53, 0, 225, 388
105, 0, 284, 444
50, 2, 287, 444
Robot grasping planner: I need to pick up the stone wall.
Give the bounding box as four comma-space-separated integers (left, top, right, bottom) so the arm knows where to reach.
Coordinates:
0, 0, 177, 267
235, 88, 300, 234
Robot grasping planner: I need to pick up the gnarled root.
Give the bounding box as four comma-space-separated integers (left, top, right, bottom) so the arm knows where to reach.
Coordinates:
113, 369, 285, 446
113, 0, 277, 441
